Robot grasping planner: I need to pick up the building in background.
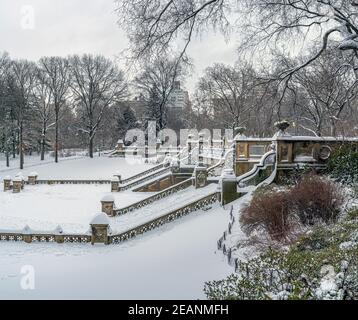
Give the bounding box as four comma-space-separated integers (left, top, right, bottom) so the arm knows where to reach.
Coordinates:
168, 81, 190, 110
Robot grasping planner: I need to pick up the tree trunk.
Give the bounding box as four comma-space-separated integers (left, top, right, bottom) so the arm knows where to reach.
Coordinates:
55, 112, 59, 163
19, 123, 24, 170
6, 151, 9, 167
89, 133, 94, 158
41, 121, 46, 161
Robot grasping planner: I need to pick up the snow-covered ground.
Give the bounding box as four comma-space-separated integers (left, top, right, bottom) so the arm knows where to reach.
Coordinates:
0, 155, 233, 299
0, 205, 232, 300
0, 155, 154, 180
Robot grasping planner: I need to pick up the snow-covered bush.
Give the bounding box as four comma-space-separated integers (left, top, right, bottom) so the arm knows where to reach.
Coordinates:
290, 174, 343, 225
240, 175, 343, 241
205, 216, 358, 300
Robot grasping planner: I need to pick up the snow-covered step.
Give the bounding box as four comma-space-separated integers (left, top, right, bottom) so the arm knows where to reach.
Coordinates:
110, 184, 219, 234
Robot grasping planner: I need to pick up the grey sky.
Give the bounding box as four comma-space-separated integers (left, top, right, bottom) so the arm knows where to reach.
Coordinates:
0, 0, 237, 95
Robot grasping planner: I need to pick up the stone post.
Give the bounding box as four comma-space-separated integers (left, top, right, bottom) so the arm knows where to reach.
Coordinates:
13, 177, 22, 193
101, 194, 115, 216
198, 133, 204, 166
111, 176, 120, 192
145, 145, 149, 163
187, 134, 193, 165
193, 164, 208, 189
90, 213, 111, 245
28, 172, 38, 185
54, 226, 64, 244
3, 176, 12, 191
220, 169, 238, 205
22, 225, 32, 243
221, 136, 225, 157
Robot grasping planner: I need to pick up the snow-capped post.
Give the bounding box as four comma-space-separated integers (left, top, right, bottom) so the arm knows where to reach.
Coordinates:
101, 194, 115, 216
116, 139, 125, 157
113, 172, 122, 183
12, 177, 22, 193
220, 169, 238, 205
22, 225, 32, 244
193, 163, 207, 189
54, 225, 64, 244
3, 176, 12, 191
28, 172, 38, 185
187, 134, 193, 165
145, 144, 149, 163
90, 213, 111, 245
111, 176, 120, 192
198, 133, 204, 165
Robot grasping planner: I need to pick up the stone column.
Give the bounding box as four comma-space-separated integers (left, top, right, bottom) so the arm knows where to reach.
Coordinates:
220, 169, 238, 205
28, 172, 38, 185
198, 133, 204, 166
3, 176, 12, 191
90, 213, 111, 245
187, 134, 193, 165
194, 164, 208, 189
13, 178, 22, 193
111, 176, 120, 192
101, 195, 115, 216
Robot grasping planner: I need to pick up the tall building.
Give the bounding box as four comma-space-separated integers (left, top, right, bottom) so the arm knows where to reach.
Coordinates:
168, 81, 190, 110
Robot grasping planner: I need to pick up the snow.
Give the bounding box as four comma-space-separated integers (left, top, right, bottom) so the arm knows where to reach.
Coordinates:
90, 213, 110, 226
0, 155, 232, 299
110, 184, 218, 234
0, 203, 232, 299
0, 155, 155, 180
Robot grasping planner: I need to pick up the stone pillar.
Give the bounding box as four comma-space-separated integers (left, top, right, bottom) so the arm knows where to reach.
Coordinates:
101, 195, 115, 216
90, 213, 111, 245
220, 169, 238, 205
198, 133, 204, 165
54, 225, 64, 243
187, 134, 193, 165
194, 165, 208, 189
221, 136, 225, 157
3, 176, 12, 191
28, 172, 38, 185
22, 225, 32, 243
13, 178, 22, 193
111, 176, 120, 192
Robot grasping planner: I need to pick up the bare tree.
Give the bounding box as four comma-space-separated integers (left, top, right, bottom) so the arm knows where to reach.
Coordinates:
134, 57, 184, 132
69, 54, 127, 158
39, 57, 70, 163
116, 1, 358, 100
6, 60, 36, 169
196, 63, 261, 129
32, 68, 54, 160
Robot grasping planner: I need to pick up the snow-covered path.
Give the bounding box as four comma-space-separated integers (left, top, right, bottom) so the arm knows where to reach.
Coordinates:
0, 205, 232, 300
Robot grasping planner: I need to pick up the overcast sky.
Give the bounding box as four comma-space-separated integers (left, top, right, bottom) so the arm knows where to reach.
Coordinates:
0, 0, 237, 95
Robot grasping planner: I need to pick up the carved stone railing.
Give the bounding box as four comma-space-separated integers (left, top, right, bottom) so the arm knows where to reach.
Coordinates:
114, 178, 193, 216
35, 179, 111, 185
110, 192, 219, 244
121, 163, 167, 185
0, 231, 91, 244
119, 167, 172, 191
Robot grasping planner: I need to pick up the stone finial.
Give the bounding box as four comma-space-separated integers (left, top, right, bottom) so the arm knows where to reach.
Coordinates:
274, 120, 290, 133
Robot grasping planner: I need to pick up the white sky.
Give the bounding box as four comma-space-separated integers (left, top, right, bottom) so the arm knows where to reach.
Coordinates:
0, 0, 238, 95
